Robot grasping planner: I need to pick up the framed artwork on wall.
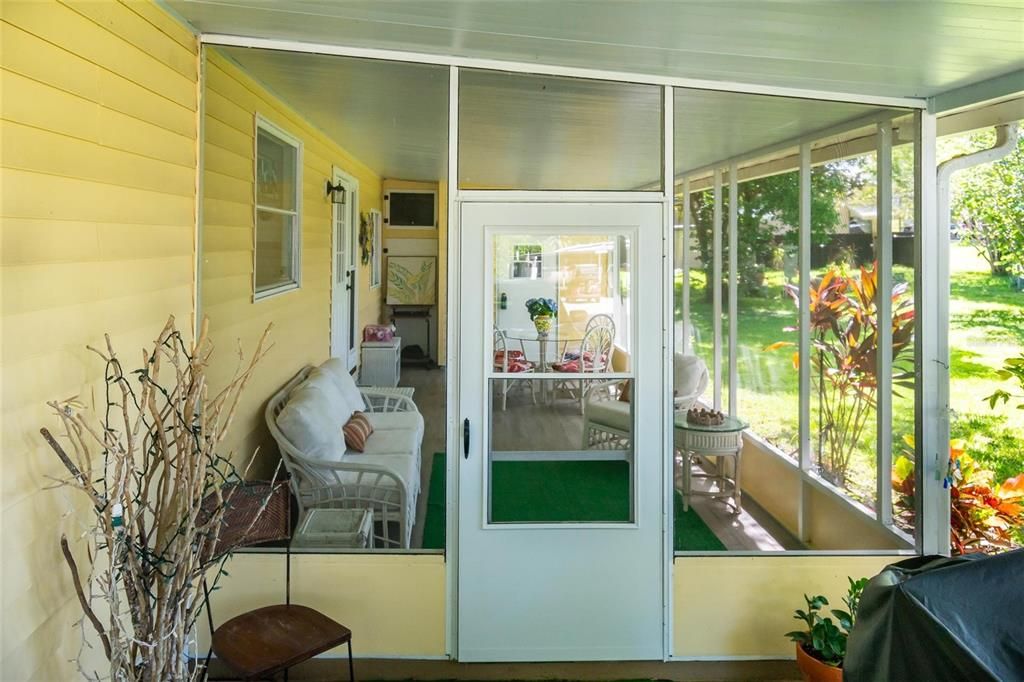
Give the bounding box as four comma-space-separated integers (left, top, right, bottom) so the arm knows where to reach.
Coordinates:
386, 255, 437, 305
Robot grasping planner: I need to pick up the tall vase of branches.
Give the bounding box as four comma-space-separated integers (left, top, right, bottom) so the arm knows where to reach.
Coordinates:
41, 316, 273, 681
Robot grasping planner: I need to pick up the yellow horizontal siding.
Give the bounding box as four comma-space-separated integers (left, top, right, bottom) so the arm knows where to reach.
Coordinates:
201, 47, 383, 475
0, 2, 197, 679
3, 120, 195, 196
1, 69, 196, 168
1, 0, 196, 106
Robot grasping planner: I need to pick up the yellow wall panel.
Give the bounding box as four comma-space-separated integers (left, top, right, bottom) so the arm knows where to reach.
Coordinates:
204, 115, 253, 158
0, 2, 198, 679
199, 553, 447, 658
2, 168, 193, 225
204, 142, 251, 181
59, 0, 196, 80
1, 69, 196, 167
3, 120, 195, 196
673, 555, 903, 659
2, 0, 196, 106
119, 0, 196, 51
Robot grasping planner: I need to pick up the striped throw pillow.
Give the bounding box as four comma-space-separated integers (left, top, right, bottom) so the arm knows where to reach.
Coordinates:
342, 411, 374, 452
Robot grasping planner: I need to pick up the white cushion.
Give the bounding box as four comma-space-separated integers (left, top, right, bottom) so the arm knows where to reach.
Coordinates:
362, 428, 421, 457
674, 354, 709, 400
366, 411, 425, 435
320, 358, 366, 414
342, 453, 420, 496
585, 399, 632, 433
276, 384, 344, 457
304, 368, 353, 424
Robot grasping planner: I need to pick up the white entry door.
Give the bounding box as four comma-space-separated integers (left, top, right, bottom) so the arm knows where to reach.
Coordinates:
330, 167, 359, 369
457, 202, 667, 662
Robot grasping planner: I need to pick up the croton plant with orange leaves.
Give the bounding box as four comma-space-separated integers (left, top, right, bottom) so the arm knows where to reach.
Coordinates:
767, 263, 915, 488
893, 436, 1024, 554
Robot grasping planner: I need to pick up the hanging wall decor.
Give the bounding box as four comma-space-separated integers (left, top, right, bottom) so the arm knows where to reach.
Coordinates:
359, 211, 373, 265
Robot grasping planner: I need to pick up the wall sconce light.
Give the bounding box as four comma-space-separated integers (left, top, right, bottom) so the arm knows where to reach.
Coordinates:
325, 180, 347, 205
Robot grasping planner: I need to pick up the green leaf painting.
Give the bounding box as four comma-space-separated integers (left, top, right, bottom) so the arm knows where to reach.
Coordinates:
386, 256, 437, 305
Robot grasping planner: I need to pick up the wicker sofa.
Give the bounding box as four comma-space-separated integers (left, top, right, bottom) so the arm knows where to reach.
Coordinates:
266, 359, 423, 548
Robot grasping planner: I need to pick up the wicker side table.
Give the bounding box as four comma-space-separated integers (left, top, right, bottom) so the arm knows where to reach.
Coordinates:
673, 413, 748, 514
292, 508, 374, 549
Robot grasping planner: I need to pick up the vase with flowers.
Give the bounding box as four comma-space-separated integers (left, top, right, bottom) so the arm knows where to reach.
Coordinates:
525, 297, 558, 335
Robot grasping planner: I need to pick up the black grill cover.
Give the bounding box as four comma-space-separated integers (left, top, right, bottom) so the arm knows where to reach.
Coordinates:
844, 549, 1024, 682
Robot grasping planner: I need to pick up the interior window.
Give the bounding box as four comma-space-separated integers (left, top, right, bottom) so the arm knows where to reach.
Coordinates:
255, 117, 302, 298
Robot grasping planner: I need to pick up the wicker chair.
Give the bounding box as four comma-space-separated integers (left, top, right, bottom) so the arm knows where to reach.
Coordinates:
582, 354, 709, 448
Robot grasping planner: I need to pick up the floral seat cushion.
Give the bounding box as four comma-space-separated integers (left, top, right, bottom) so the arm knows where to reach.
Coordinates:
494, 353, 535, 373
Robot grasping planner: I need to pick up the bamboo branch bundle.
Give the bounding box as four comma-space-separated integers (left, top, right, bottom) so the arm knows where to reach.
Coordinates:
41, 315, 273, 681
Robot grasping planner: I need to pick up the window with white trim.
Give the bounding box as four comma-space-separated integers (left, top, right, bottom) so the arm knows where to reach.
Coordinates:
254, 116, 302, 298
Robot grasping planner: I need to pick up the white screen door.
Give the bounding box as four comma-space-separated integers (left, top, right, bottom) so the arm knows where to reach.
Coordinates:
331, 167, 359, 368
458, 201, 666, 661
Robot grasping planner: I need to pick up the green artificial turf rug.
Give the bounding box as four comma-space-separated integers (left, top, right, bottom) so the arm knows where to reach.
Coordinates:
421, 453, 725, 552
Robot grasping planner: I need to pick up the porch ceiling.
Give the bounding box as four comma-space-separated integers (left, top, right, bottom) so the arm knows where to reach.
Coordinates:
218, 47, 449, 181
171, 0, 1023, 102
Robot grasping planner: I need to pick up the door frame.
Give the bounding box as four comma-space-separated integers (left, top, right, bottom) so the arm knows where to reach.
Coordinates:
444, 77, 676, 661
454, 200, 668, 661
330, 165, 360, 369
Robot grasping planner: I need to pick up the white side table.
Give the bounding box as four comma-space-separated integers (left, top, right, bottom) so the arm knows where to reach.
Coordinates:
673, 413, 748, 513
359, 337, 401, 387
292, 508, 374, 549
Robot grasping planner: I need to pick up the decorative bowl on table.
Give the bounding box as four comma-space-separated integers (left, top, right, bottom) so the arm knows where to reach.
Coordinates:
687, 407, 725, 426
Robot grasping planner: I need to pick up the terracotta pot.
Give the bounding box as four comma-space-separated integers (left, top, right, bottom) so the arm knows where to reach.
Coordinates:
795, 643, 843, 682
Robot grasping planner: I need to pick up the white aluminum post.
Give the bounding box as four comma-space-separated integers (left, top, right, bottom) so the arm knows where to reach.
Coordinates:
875, 122, 894, 526
728, 163, 739, 417
915, 109, 948, 556
681, 177, 692, 356
445, 64, 460, 657
661, 84, 674, 663
712, 168, 723, 411
797, 143, 812, 543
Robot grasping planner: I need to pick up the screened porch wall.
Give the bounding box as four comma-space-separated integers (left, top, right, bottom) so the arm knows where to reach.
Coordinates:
675, 103, 922, 552
201, 47, 385, 478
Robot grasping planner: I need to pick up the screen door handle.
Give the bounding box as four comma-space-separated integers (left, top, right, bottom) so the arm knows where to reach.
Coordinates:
463, 418, 470, 459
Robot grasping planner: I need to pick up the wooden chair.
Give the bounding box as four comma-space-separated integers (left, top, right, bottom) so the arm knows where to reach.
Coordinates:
200, 482, 355, 681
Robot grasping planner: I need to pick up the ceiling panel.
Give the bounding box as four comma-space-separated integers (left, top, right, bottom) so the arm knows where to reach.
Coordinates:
459, 70, 663, 189
218, 47, 449, 181
171, 0, 1023, 100
674, 90, 883, 173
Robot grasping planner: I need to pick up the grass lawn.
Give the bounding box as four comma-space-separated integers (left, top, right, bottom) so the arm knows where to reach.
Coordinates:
675, 244, 1024, 504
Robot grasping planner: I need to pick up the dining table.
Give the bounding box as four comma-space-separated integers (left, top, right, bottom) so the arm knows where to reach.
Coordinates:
501, 323, 587, 402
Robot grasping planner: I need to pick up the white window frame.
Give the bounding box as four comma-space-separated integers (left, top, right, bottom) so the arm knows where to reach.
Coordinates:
370, 208, 383, 289
254, 114, 303, 301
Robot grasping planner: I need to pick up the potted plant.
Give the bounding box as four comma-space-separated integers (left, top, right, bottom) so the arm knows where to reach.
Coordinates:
786, 576, 868, 682
525, 297, 558, 335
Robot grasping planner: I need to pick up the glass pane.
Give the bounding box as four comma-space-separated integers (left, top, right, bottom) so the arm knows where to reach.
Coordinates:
491, 228, 634, 525
891, 128, 917, 539
734, 164, 801, 460
256, 128, 297, 211
459, 69, 662, 190
255, 210, 295, 292
489, 378, 633, 524
809, 149, 879, 508
673, 86, 919, 552
494, 233, 631, 367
